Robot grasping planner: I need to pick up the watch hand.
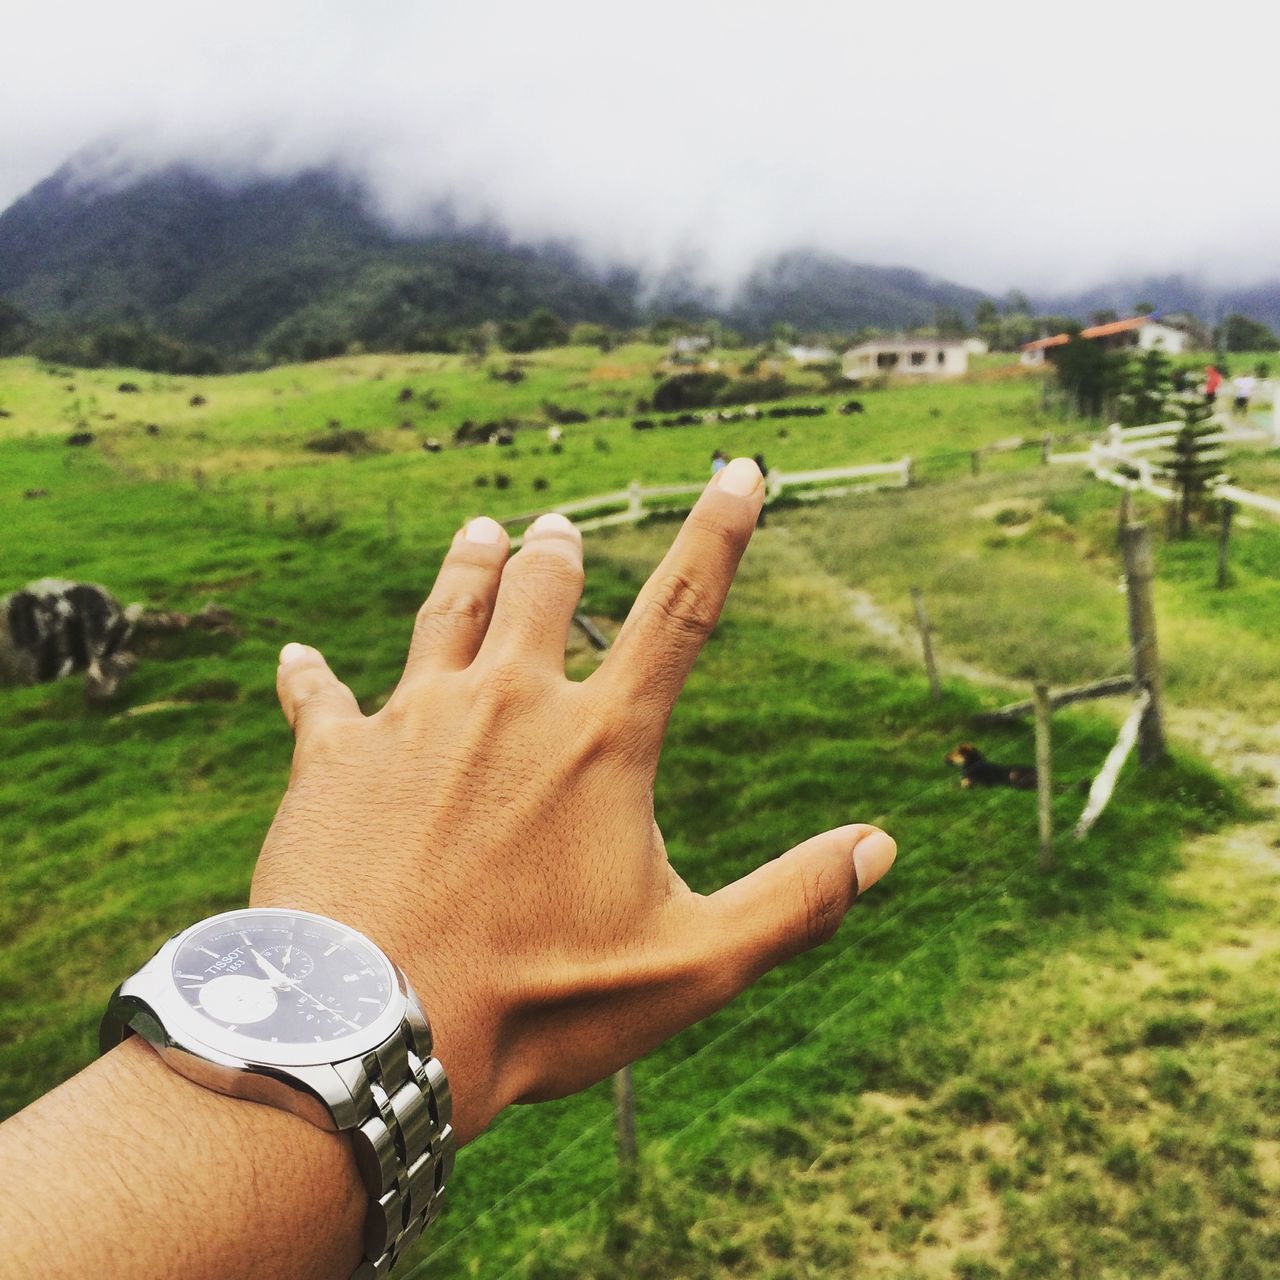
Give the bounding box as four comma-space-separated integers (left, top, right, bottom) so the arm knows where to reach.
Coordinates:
285, 979, 360, 1031
247, 948, 291, 990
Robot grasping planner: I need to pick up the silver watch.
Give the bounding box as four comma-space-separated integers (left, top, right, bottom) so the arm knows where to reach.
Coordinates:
100, 906, 455, 1279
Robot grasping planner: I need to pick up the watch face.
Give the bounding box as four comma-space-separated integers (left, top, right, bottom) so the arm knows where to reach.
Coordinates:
168, 909, 397, 1055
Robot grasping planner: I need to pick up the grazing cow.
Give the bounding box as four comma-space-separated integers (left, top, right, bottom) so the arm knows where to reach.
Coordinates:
189, 394, 207, 407
66, 431, 95, 446
398, 387, 415, 403
0, 579, 141, 700
839, 400, 865, 415
117, 382, 140, 393
423, 438, 443, 453
631, 418, 655, 431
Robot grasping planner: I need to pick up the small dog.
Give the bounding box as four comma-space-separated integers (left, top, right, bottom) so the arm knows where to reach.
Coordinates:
945, 743, 1038, 791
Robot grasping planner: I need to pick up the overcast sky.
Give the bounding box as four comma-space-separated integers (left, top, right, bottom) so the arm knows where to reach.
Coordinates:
3, 0, 1278, 293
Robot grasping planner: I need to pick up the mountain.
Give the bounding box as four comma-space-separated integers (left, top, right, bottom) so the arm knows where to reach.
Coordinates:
1034, 275, 1280, 335
0, 159, 990, 360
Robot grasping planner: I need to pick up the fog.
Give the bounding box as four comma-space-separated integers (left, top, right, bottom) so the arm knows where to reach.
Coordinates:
3, 0, 1278, 293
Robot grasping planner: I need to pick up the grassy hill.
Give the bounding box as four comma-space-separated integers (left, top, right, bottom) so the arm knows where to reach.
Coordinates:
2, 347, 1277, 1277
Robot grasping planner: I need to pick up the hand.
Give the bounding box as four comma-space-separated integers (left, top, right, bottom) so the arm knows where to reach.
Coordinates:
251, 456, 896, 1143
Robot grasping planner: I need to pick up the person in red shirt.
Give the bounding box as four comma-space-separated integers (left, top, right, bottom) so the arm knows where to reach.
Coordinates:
1204, 364, 1222, 404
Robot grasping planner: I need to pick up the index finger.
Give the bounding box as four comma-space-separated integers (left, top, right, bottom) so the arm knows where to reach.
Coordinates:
593, 456, 763, 730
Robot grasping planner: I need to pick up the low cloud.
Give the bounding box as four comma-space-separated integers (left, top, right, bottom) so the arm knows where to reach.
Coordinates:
4, 0, 1279, 293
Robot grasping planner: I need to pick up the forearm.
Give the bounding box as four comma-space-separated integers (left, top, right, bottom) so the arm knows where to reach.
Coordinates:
0, 1036, 365, 1280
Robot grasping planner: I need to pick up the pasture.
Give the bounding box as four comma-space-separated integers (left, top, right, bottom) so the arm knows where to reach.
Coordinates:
2, 346, 1277, 1277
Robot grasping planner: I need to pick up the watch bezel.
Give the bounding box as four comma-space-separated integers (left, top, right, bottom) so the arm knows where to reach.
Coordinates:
135, 907, 408, 1068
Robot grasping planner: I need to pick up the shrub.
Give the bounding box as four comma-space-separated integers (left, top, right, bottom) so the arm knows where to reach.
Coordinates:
304, 429, 381, 456
652, 371, 730, 411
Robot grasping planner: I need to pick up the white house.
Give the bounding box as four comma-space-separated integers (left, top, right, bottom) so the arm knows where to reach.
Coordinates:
843, 337, 969, 381
787, 344, 838, 364
1020, 315, 1188, 366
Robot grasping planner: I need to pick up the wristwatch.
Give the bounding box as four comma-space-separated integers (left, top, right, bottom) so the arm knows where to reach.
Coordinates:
100, 906, 455, 1279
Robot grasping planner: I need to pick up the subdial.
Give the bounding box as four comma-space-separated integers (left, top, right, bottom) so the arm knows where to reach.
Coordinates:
198, 974, 278, 1025
260, 944, 314, 981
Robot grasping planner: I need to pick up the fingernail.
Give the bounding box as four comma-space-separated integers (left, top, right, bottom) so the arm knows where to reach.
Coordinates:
527, 511, 579, 539
464, 516, 503, 544
852, 829, 897, 896
279, 642, 309, 666
717, 456, 762, 497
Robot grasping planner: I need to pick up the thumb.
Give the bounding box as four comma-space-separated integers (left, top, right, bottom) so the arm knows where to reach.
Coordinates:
276, 642, 361, 739
706, 824, 897, 984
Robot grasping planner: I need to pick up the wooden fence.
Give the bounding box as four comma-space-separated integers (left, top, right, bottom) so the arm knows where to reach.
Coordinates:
1078, 419, 1280, 521
499, 456, 913, 537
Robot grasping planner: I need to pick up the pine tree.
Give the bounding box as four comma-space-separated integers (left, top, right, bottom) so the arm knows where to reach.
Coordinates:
1164, 394, 1225, 538
1121, 347, 1173, 426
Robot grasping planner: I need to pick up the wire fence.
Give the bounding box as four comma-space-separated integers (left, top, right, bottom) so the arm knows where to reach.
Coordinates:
403, 655, 1136, 1279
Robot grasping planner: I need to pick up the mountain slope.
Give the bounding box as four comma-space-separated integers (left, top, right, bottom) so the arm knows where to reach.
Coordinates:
0, 159, 992, 357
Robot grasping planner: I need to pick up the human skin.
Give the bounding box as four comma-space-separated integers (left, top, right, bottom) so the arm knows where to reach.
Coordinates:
0, 456, 895, 1279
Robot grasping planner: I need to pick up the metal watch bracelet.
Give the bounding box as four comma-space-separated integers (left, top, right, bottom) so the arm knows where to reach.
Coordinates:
344, 1002, 456, 1279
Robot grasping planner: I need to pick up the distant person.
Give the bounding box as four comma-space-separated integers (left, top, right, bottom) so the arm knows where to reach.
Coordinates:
1204, 364, 1222, 404
753, 453, 769, 526
1233, 373, 1256, 415
710, 449, 728, 476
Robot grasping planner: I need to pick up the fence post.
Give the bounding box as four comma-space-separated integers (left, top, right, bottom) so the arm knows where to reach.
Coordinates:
1041, 435, 1053, 465
901, 456, 914, 488
910, 586, 942, 703
628, 480, 642, 517
1119, 522, 1167, 764
1033, 682, 1054, 870
1216, 499, 1235, 589
613, 1065, 637, 1169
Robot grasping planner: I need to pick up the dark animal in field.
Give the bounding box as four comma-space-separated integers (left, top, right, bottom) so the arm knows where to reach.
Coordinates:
0, 579, 141, 701
189, 394, 207, 407
117, 382, 140, 393
632, 418, 655, 430
945, 743, 1038, 791
839, 400, 865, 415
23, 489, 49, 500
66, 431, 94, 446
145, 423, 161, 436
397, 387, 415, 403
493, 427, 516, 446
423, 438, 443, 453
0, 408, 12, 417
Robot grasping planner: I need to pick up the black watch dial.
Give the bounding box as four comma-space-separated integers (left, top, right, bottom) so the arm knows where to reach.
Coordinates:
171, 911, 394, 1046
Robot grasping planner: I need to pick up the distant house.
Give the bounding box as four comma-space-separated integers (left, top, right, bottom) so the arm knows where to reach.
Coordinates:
843, 337, 969, 381
1020, 316, 1188, 366
962, 337, 989, 356
787, 344, 837, 365
668, 335, 712, 359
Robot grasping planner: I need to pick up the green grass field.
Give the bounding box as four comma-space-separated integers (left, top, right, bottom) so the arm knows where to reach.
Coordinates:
2, 347, 1277, 1277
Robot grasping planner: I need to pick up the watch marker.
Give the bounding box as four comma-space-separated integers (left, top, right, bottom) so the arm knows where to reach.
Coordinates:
358, 996, 380, 1004
323, 944, 339, 957
196, 946, 219, 958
